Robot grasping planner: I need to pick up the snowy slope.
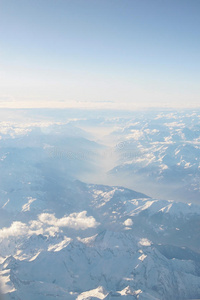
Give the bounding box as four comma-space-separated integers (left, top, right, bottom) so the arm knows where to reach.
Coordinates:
1, 112, 200, 299
108, 110, 200, 203
1, 180, 200, 300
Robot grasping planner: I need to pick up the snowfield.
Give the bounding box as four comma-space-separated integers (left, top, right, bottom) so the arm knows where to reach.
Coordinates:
1, 109, 200, 299
1, 180, 200, 299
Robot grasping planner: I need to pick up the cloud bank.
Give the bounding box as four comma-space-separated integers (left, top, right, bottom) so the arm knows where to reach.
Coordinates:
0, 211, 99, 239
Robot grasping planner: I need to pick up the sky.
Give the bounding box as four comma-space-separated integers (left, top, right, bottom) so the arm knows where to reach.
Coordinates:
0, 0, 200, 109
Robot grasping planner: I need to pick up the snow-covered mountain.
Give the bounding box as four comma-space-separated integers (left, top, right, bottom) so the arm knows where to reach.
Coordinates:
108, 110, 200, 203
1, 178, 200, 300
1, 109, 200, 299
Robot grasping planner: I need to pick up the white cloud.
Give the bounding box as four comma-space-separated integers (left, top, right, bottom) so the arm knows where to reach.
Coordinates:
0, 211, 99, 239
38, 211, 99, 230
123, 219, 133, 227
0, 221, 28, 239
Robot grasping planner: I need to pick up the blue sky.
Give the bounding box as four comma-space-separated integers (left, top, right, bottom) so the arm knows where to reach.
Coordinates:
0, 0, 200, 108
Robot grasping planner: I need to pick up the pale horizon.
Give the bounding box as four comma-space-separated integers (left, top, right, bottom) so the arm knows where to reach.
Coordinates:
0, 0, 200, 109
0, 100, 200, 110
